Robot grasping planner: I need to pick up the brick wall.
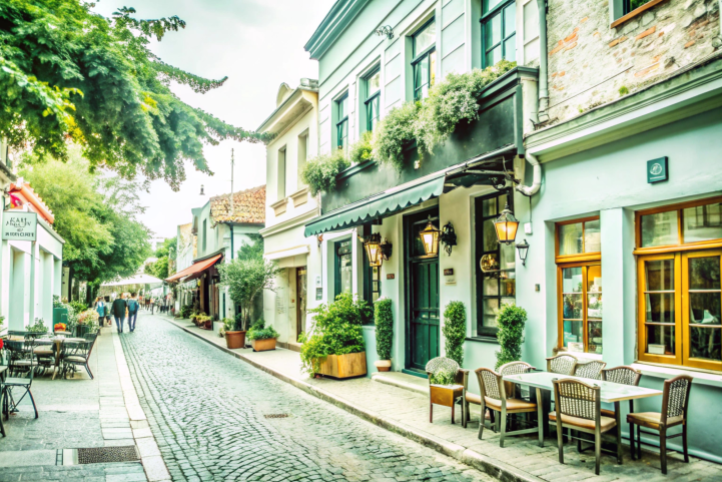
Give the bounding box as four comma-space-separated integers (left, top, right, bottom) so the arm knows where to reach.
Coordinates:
545, 0, 720, 125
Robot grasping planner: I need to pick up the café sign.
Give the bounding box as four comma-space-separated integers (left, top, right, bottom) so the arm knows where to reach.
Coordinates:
2, 211, 38, 241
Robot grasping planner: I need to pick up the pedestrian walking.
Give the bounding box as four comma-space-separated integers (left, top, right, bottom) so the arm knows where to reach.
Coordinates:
112, 294, 128, 333
127, 292, 140, 332
104, 296, 112, 326
94, 297, 105, 327
150, 297, 155, 315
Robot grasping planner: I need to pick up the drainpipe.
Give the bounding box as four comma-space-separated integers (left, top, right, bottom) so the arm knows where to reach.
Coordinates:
516, 152, 542, 197
537, 0, 550, 123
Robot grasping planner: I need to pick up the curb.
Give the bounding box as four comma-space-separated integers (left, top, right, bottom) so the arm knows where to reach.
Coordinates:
162, 316, 544, 482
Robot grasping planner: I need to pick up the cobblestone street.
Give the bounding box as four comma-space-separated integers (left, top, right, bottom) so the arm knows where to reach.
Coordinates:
119, 314, 495, 482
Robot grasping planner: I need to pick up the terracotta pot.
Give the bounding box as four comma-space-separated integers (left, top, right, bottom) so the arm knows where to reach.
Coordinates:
225, 330, 246, 349
251, 338, 277, 352
374, 360, 392, 372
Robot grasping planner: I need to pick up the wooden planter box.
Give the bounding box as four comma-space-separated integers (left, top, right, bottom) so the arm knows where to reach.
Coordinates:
251, 338, 277, 352
317, 352, 367, 379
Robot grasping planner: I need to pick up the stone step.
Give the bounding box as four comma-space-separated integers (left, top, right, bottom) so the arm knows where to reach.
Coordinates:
371, 371, 429, 395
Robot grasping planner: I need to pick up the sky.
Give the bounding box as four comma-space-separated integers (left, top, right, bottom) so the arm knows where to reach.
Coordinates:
90, 0, 335, 240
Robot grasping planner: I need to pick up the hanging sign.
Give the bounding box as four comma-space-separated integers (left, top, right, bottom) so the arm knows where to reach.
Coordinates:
2, 211, 37, 241
647, 157, 668, 183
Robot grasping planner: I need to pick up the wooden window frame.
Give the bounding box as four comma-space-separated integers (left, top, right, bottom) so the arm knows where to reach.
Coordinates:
634, 195, 722, 255
556, 261, 603, 354
555, 216, 601, 264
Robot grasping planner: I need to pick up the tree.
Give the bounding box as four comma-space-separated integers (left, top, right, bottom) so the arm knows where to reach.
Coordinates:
145, 237, 177, 279
0, 1, 271, 189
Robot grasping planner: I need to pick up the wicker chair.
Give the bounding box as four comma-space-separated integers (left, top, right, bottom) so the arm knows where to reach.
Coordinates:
551, 378, 622, 475
476, 368, 543, 447
546, 354, 578, 375
600, 366, 641, 457
574, 360, 607, 380
627, 375, 692, 474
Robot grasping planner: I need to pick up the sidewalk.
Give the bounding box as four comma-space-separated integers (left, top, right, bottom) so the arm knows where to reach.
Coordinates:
163, 315, 722, 482
0, 326, 170, 482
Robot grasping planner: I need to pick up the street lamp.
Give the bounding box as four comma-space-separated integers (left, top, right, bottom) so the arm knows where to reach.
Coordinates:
419, 216, 440, 257
493, 202, 519, 244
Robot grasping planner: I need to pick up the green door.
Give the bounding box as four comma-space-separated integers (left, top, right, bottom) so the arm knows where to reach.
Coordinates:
405, 209, 440, 372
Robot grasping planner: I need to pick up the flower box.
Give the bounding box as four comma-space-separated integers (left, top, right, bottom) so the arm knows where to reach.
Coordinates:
251, 338, 276, 352
317, 352, 367, 379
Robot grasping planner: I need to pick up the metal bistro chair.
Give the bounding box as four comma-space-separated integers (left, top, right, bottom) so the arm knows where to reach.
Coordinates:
2, 344, 39, 420
33, 338, 56, 376
476, 368, 543, 447
6, 337, 38, 378
627, 375, 692, 474
551, 378, 622, 475
601, 366, 641, 458
60, 333, 97, 380
546, 354, 578, 375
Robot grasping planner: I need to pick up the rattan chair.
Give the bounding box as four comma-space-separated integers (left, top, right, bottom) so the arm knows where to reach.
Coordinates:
600, 366, 641, 457
476, 368, 543, 447
574, 360, 607, 380
552, 378, 622, 475
465, 361, 535, 428
627, 375, 692, 474
546, 354, 578, 375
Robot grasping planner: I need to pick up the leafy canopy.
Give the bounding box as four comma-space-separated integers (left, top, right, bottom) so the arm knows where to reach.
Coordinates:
0, 1, 270, 189
145, 237, 177, 279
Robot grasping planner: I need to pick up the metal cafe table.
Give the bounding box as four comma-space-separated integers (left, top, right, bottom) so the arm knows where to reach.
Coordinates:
503, 371, 663, 442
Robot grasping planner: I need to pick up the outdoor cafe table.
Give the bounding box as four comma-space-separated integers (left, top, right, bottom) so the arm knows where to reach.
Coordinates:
503, 372, 663, 439
34, 336, 86, 379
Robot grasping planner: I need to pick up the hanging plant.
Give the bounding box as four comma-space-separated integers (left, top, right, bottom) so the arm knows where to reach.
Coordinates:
373, 101, 420, 171
350, 131, 373, 165
301, 150, 350, 196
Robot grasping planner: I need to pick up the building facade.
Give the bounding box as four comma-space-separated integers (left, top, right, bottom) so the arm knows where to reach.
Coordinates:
258, 79, 323, 350
303, 0, 722, 463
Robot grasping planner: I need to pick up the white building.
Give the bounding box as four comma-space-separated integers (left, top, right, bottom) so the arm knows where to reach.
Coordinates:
258, 79, 323, 350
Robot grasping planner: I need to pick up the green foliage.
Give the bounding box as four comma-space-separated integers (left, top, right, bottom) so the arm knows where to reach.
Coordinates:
237, 235, 264, 262
301, 150, 350, 196
373, 101, 420, 171
442, 301, 466, 366
374, 61, 516, 170
495, 304, 527, 369
247, 319, 280, 341
299, 293, 369, 375
0, 1, 270, 189
350, 131, 374, 165
429, 368, 455, 386
180, 305, 193, 319
374, 298, 393, 361
69, 301, 88, 314
619, 85, 629, 96
27, 318, 48, 334
145, 237, 177, 279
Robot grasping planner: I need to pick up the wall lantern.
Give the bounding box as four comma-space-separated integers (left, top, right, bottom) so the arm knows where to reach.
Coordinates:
516, 239, 530, 267
419, 216, 440, 257
363, 233, 393, 267
440, 222, 457, 256
493, 202, 519, 245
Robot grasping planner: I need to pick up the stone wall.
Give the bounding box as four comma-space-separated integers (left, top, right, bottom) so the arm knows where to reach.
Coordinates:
545, 0, 720, 125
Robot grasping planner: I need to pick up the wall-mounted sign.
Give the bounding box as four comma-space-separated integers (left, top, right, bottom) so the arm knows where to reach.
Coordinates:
386, 273, 395, 280
2, 211, 37, 241
443, 268, 456, 285
315, 287, 323, 301
647, 157, 668, 183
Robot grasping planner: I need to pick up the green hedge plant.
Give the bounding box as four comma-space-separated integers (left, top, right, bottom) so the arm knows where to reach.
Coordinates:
374, 297, 393, 361
495, 303, 527, 369
429, 368, 455, 386
442, 301, 466, 366
301, 149, 350, 196
299, 292, 370, 375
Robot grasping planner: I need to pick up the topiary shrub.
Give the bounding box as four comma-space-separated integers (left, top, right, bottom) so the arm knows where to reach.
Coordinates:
301, 150, 350, 196
442, 301, 466, 366
374, 297, 393, 361
495, 303, 527, 369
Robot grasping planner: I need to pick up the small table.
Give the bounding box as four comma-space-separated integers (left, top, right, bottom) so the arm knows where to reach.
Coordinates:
503, 372, 663, 441
429, 384, 465, 424
35, 337, 87, 379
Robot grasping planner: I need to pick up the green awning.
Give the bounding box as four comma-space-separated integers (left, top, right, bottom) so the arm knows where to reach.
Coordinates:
304, 173, 446, 237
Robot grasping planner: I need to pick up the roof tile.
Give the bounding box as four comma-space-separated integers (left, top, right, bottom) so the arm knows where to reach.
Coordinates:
210, 185, 265, 225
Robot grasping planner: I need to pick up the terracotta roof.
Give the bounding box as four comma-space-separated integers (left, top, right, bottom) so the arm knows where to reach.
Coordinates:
9, 181, 55, 224
210, 185, 265, 225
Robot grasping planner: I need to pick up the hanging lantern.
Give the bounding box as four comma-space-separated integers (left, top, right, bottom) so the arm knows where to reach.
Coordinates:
364, 233, 384, 267
419, 216, 440, 257
494, 202, 519, 244
516, 239, 530, 266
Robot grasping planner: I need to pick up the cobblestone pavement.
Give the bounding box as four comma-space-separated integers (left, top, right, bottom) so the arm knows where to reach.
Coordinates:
119, 315, 496, 482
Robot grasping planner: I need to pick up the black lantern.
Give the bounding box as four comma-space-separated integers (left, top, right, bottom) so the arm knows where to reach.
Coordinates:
364, 233, 384, 267
516, 239, 530, 266
493, 202, 519, 244
440, 222, 457, 256
419, 216, 440, 257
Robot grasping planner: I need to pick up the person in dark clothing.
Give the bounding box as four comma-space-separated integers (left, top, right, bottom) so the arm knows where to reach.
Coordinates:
112, 295, 128, 333
127, 292, 140, 332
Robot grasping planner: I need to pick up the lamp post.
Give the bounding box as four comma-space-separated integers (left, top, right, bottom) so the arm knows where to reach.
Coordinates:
419, 216, 440, 257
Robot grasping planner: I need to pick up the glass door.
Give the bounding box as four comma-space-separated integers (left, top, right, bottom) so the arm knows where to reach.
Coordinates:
558, 263, 602, 353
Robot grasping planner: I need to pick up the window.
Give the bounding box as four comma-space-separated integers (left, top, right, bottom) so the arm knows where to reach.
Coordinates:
277, 146, 287, 200
297, 132, 308, 188
335, 94, 349, 154
555, 217, 602, 353
364, 67, 381, 133
475, 191, 516, 337
334, 240, 353, 299
202, 219, 207, 252
481, 0, 516, 68
412, 20, 436, 100
624, 0, 654, 14
636, 197, 722, 371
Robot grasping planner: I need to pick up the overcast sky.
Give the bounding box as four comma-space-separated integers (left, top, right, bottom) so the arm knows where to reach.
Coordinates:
90, 0, 335, 240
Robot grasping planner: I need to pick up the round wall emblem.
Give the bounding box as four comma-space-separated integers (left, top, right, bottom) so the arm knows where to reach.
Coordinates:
650, 162, 663, 176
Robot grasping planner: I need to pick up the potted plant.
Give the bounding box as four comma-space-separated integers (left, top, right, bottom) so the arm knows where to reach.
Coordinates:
196, 314, 212, 330
180, 305, 193, 319
247, 319, 279, 352
27, 318, 49, 334
300, 293, 369, 379
223, 315, 245, 349
374, 298, 393, 372
495, 304, 527, 369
